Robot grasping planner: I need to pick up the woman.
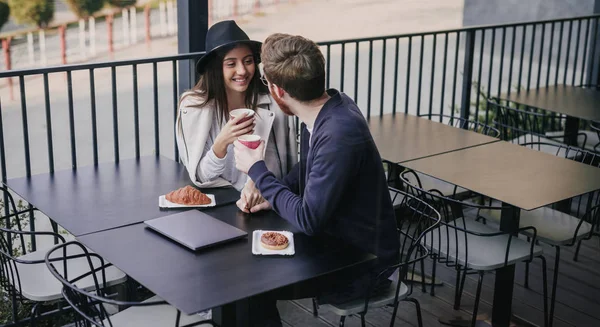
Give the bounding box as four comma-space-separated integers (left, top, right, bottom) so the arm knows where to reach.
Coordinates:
175, 20, 297, 211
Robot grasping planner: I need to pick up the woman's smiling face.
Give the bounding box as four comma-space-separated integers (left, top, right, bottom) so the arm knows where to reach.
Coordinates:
222, 45, 256, 94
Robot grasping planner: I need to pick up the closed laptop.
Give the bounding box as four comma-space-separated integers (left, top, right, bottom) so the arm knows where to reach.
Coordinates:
145, 210, 247, 251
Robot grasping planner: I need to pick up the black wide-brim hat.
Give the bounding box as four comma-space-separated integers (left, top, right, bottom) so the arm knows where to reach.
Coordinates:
196, 20, 262, 74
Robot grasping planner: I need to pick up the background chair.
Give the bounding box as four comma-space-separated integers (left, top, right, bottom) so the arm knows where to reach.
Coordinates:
489, 98, 588, 156
401, 170, 549, 327
318, 189, 441, 327
0, 186, 127, 326
547, 85, 600, 152
477, 142, 600, 327
45, 240, 213, 327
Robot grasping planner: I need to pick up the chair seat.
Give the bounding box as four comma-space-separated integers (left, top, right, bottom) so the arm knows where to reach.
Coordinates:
11, 246, 127, 302
320, 280, 407, 316
105, 295, 212, 327
425, 218, 543, 271
478, 207, 593, 245
546, 130, 599, 152
415, 172, 468, 197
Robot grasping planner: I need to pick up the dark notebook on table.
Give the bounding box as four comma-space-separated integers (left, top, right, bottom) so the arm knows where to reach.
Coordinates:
144, 210, 247, 251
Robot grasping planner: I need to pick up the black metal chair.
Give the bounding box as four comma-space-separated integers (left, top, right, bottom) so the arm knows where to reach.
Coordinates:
489, 98, 588, 155
401, 170, 549, 327
0, 185, 128, 326
318, 189, 441, 327
45, 240, 214, 327
477, 142, 600, 327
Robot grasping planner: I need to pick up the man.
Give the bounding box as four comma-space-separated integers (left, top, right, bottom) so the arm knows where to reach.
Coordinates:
234, 33, 399, 326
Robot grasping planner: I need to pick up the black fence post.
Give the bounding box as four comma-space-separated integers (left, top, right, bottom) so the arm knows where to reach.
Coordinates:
176, 0, 208, 160
460, 30, 476, 123
587, 1, 600, 85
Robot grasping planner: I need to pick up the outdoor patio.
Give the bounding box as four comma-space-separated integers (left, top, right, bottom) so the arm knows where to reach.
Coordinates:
0, 1, 600, 327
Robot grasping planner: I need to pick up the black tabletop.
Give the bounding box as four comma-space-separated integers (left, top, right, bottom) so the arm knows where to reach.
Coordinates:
368, 113, 500, 163
402, 141, 600, 211
499, 85, 600, 121
77, 204, 376, 315
5, 156, 240, 236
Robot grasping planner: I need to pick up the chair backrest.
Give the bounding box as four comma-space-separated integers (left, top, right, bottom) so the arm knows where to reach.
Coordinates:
521, 142, 600, 226
388, 188, 441, 267
0, 186, 66, 305
488, 98, 563, 144
400, 170, 538, 270
419, 114, 500, 138
363, 188, 440, 313
45, 241, 170, 327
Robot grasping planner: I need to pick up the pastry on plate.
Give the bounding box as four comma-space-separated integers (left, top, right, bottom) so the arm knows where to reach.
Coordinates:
166, 185, 211, 205
260, 231, 289, 250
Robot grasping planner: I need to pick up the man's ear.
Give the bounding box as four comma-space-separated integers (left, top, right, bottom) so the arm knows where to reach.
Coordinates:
271, 84, 286, 100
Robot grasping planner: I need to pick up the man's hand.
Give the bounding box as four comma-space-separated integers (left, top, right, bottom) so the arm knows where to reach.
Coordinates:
234, 140, 265, 174
241, 180, 265, 210
236, 198, 272, 213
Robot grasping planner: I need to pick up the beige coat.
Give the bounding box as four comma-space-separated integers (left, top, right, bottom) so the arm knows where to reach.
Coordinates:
175, 91, 298, 188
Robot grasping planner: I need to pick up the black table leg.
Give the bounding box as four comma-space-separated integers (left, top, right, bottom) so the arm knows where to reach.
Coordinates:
564, 116, 580, 147
492, 204, 520, 327
556, 116, 579, 213
213, 299, 249, 327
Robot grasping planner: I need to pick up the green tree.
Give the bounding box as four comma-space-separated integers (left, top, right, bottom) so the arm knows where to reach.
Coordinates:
64, 0, 105, 19
106, 0, 137, 8
7, 0, 54, 28
0, 1, 9, 32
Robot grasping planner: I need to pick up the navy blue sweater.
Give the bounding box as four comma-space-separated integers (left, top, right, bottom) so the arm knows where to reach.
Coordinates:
248, 90, 399, 266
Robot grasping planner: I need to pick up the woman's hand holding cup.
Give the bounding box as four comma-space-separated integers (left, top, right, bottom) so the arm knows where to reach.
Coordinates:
213, 110, 255, 158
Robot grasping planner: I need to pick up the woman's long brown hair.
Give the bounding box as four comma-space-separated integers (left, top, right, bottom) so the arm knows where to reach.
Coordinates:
181, 43, 268, 124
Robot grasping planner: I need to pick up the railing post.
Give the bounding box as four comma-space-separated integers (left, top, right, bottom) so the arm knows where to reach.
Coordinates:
254, 0, 260, 14
107, 14, 114, 57
145, 4, 152, 48
460, 30, 476, 123
208, 0, 213, 26
233, 0, 238, 19
2, 38, 13, 100
59, 25, 67, 65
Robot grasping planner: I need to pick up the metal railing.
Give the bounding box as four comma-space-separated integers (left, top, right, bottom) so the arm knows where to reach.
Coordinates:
0, 14, 599, 252
318, 14, 600, 124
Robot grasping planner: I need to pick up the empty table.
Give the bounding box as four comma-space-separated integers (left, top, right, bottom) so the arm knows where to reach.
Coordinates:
5, 156, 240, 236
368, 113, 500, 164
402, 141, 600, 326
500, 85, 600, 146
78, 204, 376, 326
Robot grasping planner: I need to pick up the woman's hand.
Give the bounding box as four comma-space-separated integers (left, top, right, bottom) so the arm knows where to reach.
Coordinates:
213, 114, 255, 158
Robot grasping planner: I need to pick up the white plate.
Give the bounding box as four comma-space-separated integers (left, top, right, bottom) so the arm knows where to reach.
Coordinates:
252, 230, 295, 256
158, 194, 216, 208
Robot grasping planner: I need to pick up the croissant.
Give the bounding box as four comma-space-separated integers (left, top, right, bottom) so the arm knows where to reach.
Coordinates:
166, 185, 211, 205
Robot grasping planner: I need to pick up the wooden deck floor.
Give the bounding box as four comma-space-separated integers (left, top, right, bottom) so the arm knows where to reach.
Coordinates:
279, 236, 600, 327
